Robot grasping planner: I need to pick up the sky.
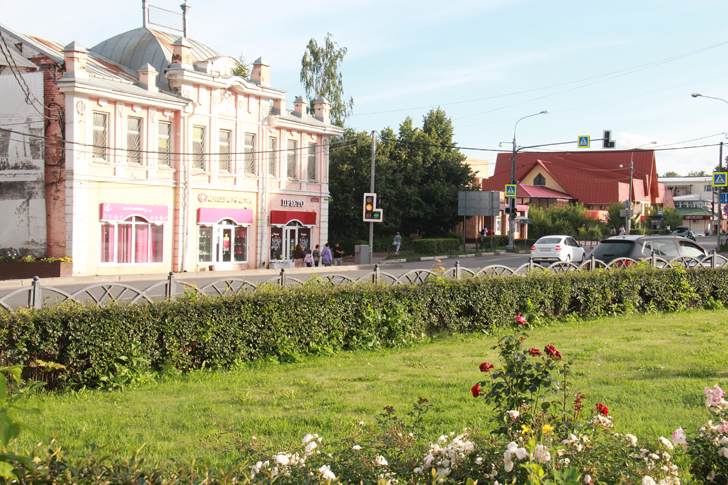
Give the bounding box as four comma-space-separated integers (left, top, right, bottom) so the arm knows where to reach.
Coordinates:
3, 0, 728, 177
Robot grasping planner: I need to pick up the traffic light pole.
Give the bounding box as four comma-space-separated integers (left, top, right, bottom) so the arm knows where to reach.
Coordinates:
369, 131, 376, 264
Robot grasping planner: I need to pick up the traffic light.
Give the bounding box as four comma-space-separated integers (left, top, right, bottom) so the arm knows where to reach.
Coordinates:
363, 193, 383, 222
603, 130, 616, 149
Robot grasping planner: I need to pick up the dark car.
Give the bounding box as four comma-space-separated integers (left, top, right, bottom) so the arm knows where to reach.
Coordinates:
671, 228, 697, 241
588, 235, 708, 264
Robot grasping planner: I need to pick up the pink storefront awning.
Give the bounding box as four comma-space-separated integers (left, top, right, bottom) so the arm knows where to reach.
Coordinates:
270, 210, 317, 225
100, 203, 168, 222
197, 208, 253, 225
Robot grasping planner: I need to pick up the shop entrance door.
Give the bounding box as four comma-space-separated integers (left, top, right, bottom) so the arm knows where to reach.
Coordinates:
214, 224, 233, 269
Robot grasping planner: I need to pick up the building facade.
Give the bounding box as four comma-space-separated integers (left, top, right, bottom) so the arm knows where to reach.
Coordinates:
0, 5, 343, 276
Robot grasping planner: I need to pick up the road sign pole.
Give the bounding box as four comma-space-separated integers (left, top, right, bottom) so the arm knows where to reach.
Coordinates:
720, 142, 723, 246
369, 131, 376, 263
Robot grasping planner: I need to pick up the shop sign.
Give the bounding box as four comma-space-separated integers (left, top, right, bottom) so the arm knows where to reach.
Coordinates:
310, 197, 320, 203
684, 215, 709, 220
101, 203, 168, 222
197, 192, 252, 205
281, 199, 305, 207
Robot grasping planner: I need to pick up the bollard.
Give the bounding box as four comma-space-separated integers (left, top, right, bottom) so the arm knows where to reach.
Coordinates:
590, 254, 595, 271
31, 276, 42, 309
373, 263, 379, 284
455, 260, 460, 280
280, 268, 286, 287
166, 271, 176, 299
651, 252, 656, 268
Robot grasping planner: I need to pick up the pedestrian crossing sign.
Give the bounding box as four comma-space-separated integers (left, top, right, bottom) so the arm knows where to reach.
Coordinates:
713, 172, 728, 187
578, 136, 590, 148
505, 184, 517, 197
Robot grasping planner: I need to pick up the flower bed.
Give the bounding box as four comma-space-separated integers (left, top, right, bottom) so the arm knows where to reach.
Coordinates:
0, 261, 72, 280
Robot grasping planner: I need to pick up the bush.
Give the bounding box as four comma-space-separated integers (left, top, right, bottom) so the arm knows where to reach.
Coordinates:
1, 266, 727, 389
412, 238, 460, 253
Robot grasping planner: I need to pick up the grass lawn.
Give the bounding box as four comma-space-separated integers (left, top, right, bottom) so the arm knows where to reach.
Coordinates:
11, 308, 728, 467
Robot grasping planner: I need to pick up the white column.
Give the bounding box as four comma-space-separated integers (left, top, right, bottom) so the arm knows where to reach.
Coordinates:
64, 95, 90, 275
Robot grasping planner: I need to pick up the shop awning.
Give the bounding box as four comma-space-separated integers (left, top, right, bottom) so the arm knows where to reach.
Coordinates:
270, 210, 317, 225
197, 208, 253, 225
100, 203, 168, 222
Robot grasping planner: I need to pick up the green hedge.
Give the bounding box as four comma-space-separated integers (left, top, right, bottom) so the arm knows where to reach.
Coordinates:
1, 267, 727, 388
412, 238, 460, 253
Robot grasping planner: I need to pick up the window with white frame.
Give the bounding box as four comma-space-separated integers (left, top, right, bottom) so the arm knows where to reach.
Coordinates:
287, 139, 297, 179
193, 125, 205, 170
268, 136, 277, 176
157, 121, 171, 166
307, 144, 317, 181
92, 112, 108, 161
100, 216, 164, 264
244, 133, 256, 174
30, 128, 43, 159
219, 129, 231, 172
127, 116, 142, 164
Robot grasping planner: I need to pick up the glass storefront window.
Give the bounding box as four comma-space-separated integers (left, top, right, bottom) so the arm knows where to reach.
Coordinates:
100, 216, 164, 264
270, 227, 283, 260
198, 220, 248, 264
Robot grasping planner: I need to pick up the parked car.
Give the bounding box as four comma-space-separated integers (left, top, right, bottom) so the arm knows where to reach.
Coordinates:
671, 227, 697, 241
531, 235, 585, 264
588, 235, 708, 264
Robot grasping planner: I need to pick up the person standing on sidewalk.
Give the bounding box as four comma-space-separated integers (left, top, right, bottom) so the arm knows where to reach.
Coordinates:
293, 243, 305, 268
313, 245, 321, 267
393, 232, 402, 255
333, 243, 344, 266
321, 243, 333, 266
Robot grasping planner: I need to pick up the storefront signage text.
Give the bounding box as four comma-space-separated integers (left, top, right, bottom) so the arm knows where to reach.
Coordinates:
281, 199, 305, 207
198, 193, 252, 205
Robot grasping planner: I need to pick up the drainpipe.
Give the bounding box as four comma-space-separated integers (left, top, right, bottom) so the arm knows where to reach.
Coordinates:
142, 0, 149, 28
180, 2, 191, 38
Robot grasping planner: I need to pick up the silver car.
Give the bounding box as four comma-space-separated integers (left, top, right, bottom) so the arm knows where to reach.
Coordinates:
531, 235, 585, 264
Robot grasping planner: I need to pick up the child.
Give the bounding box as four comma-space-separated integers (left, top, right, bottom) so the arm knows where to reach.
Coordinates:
304, 249, 314, 267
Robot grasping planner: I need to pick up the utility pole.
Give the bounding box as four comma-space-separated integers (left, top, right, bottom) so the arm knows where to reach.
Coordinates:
719, 142, 723, 245
369, 131, 376, 264
626, 154, 634, 235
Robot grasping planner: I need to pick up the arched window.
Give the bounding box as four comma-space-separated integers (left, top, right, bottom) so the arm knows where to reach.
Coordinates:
100, 216, 164, 264
534, 174, 546, 186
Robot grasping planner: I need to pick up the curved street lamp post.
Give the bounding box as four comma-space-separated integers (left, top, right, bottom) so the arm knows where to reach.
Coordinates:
507, 111, 548, 250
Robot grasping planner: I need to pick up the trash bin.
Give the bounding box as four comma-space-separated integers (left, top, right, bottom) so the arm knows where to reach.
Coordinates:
354, 244, 370, 265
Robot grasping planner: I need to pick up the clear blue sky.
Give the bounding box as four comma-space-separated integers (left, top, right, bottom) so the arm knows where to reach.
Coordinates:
4, 0, 728, 176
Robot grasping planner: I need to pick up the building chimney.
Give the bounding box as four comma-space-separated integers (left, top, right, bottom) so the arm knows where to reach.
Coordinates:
171, 37, 193, 68
251, 57, 270, 86
138, 63, 158, 91
313, 96, 331, 124
142, 0, 149, 28
62, 41, 88, 80
293, 96, 307, 117
180, 1, 191, 38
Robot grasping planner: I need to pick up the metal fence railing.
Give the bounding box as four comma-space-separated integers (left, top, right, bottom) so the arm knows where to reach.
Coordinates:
1, 253, 727, 313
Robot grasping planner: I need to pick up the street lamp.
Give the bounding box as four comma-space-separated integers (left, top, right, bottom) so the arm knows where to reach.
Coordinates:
692, 93, 726, 243
507, 110, 548, 250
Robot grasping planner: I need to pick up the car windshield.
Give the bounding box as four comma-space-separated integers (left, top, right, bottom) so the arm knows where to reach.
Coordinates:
591, 240, 634, 258
535, 237, 561, 245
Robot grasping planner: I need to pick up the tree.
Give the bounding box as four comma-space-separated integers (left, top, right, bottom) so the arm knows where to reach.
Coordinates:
662, 171, 681, 177
688, 170, 708, 177
528, 204, 602, 240
231, 54, 250, 78
300, 33, 353, 127
327, 109, 477, 241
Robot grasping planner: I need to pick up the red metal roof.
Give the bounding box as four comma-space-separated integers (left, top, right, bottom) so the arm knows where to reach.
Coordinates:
516, 184, 574, 199
482, 150, 660, 206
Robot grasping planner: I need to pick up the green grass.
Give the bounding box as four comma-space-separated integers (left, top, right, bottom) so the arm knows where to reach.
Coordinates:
11, 309, 728, 467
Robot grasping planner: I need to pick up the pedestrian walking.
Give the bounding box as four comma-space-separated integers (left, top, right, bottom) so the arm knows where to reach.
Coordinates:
312, 245, 321, 267
619, 226, 626, 236
293, 243, 305, 268
610, 227, 616, 237
304, 250, 314, 267
333, 243, 344, 266
321, 243, 333, 266
393, 232, 402, 255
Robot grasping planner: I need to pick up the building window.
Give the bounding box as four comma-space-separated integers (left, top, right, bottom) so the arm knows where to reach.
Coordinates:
0, 129, 10, 165
244, 133, 255, 174
127, 116, 142, 164
307, 144, 317, 181
30, 128, 43, 159
219, 129, 231, 172
158, 121, 171, 166
268, 136, 277, 176
92, 112, 108, 161
193, 125, 205, 170
534, 174, 546, 186
100, 216, 164, 264
287, 139, 297, 179
704, 185, 713, 192
198, 220, 247, 263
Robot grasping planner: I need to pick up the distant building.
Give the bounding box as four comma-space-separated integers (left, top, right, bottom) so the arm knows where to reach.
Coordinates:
0, 2, 343, 275
481, 150, 674, 237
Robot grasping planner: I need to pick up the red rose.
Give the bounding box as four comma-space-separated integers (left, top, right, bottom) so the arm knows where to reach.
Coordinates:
479, 362, 494, 372
544, 344, 561, 359
471, 383, 481, 398
516, 313, 527, 325
596, 403, 609, 416
528, 348, 542, 357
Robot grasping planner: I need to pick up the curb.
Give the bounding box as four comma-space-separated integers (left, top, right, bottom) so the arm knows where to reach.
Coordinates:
380, 249, 522, 265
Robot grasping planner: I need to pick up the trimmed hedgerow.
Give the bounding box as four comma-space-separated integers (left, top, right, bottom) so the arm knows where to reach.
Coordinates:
0, 266, 726, 388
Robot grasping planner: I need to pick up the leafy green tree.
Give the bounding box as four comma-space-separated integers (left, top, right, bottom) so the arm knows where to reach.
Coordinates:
663, 207, 683, 230
231, 54, 250, 78
327, 109, 477, 241
300, 33, 353, 127
528, 204, 601, 239
662, 171, 681, 177
688, 170, 708, 176
605, 202, 625, 231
